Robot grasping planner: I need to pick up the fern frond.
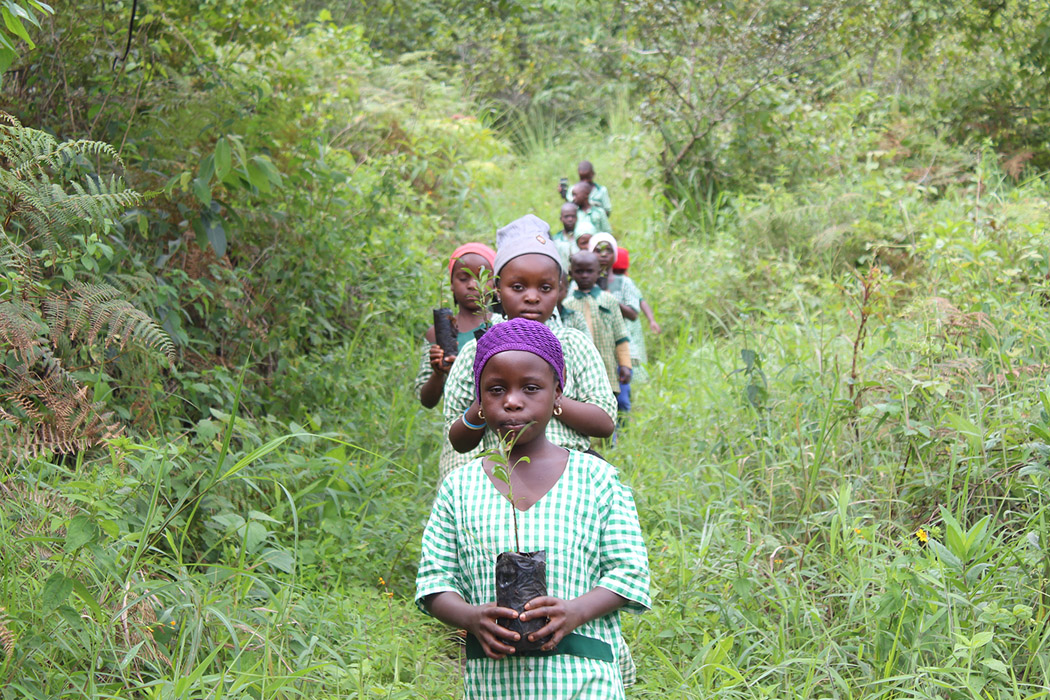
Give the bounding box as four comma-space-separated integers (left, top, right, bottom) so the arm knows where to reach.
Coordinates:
0, 300, 43, 361
9, 139, 125, 179
0, 236, 42, 301
44, 284, 175, 364
59, 188, 144, 225
0, 606, 14, 662
0, 111, 23, 128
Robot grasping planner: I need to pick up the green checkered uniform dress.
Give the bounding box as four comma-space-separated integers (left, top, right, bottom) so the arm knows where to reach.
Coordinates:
562, 288, 630, 393
607, 275, 648, 383
413, 339, 482, 478
416, 450, 651, 698
442, 325, 617, 476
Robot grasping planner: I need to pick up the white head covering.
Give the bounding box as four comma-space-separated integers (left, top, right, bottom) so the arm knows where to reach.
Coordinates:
587, 232, 617, 258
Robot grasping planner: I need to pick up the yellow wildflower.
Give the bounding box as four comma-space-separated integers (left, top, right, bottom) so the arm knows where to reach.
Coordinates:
915, 528, 929, 544
378, 577, 386, 586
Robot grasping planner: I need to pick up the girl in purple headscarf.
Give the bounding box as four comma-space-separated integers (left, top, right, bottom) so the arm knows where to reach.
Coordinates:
416, 318, 651, 699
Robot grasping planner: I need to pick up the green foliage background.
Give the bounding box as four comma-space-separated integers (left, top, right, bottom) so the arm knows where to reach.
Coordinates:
2, 0, 1050, 697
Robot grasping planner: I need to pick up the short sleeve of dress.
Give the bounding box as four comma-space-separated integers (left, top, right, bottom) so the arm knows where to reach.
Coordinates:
596, 469, 651, 614
620, 277, 642, 312
557, 327, 617, 422
412, 339, 433, 400
416, 477, 463, 613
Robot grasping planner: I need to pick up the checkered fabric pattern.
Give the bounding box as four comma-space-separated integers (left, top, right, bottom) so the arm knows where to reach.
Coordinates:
416, 451, 651, 698
412, 338, 485, 478
562, 289, 629, 393
608, 275, 648, 383
558, 306, 590, 335
413, 338, 434, 400
442, 325, 617, 468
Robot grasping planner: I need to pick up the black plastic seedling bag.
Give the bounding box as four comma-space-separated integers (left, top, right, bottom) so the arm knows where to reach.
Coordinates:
496, 550, 551, 651
433, 308, 457, 357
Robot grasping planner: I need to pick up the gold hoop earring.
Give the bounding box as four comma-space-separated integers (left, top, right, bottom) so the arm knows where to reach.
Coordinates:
477, 408, 485, 420
553, 404, 563, 416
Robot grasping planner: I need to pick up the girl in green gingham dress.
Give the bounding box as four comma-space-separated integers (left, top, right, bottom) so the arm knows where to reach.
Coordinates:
417, 318, 650, 699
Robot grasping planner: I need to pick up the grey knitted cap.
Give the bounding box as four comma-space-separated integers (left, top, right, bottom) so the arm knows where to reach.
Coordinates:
493, 214, 563, 276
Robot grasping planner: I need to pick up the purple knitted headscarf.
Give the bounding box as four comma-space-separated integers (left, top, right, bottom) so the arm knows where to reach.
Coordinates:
473, 318, 565, 401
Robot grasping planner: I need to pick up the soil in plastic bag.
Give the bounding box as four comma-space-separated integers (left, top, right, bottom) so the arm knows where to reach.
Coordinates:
432, 308, 457, 357
495, 550, 551, 651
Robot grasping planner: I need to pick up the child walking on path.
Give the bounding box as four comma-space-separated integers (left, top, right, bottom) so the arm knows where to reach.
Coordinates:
563, 250, 632, 396
570, 182, 611, 237
416, 318, 651, 699
608, 247, 661, 411
442, 215, 616, 476
414, 243, 496, 476
559, 160, 612, 217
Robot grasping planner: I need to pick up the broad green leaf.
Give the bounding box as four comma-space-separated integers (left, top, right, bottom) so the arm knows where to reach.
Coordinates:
261, 548, 295, 573
65, 514, 99, 551
41, 572, 73, 613
0, 46, 15, 73
2, 6, 33, 47
970, 630, 994, 648
246, 159, 271, 193
214, 137, 231, 182
205, 216, 226, 257
192, 177, 211, 206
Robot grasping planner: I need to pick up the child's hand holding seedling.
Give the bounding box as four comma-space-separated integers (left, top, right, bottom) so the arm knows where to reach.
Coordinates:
429, 344, 455, 373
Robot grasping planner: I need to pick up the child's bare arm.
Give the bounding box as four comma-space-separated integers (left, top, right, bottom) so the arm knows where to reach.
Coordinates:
556, 398, 615, 438
518, 588, 627, 651
640, 299, 661, 334
425, 592, 521, 659
420, 344, 454, 408
619, 303, 639, 321
448, 400, 486, 452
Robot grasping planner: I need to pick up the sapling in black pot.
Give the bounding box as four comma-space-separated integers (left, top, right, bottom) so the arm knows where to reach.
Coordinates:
486, 426, 551, 652
432, 307, 458, 357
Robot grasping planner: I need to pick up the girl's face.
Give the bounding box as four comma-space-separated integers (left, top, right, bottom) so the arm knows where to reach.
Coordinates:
451, 253, 493, 313
594, 243, 616, 271
497, 254, 560, 323
479, 350, 561, 445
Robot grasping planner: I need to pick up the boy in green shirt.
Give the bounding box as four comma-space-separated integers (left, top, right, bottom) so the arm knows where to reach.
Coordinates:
560, 160, 612, 217
551, 202, 580, 269
563, 250, 631, 395
571, 182, 611, 237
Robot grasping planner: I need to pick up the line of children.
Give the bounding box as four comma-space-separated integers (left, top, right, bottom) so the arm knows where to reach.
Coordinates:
441, 215, 617, 463
412, 173, 661, 694
416, 318, 650, 699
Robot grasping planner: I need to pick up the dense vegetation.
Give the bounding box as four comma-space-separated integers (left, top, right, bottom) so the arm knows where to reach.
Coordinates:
2, 0, 1050, 697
